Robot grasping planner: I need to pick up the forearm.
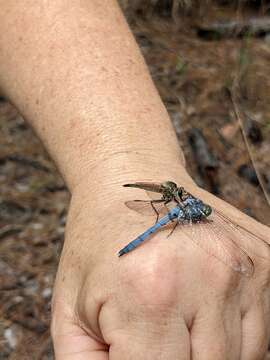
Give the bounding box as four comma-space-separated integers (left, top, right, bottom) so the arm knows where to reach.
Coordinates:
0, 0, 190, 193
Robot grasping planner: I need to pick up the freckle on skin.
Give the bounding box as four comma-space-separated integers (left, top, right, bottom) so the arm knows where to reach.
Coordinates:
69, 119, 76, 129
35, 98, 39, 105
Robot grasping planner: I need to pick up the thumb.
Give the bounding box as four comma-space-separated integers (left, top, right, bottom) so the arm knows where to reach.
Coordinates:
51, 299, 108, 360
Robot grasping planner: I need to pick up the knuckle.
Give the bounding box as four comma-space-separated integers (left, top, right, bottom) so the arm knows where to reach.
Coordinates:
202, 256, 241, 294
121, 250, 179, 309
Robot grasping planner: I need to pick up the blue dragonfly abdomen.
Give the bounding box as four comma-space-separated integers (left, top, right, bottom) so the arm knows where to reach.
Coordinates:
118, 205, 184, 257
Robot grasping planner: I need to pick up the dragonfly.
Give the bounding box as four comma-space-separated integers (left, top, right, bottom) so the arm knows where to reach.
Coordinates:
118, 181, 269, 277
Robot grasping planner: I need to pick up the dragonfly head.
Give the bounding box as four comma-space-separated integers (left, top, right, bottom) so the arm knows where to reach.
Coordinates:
202, 204, 212, 218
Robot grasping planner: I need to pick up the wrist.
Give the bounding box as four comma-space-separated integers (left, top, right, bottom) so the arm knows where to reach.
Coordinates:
61, 153, 194, 263
70, 149, 193, 202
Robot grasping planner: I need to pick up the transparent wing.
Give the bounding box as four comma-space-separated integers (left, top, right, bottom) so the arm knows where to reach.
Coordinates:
124, 182, 164, 194
145, 190, 165, 201
179, 210, 260, 277
214, 209, 270, 255
124, 181, 172, 201
125, 200, 171, 217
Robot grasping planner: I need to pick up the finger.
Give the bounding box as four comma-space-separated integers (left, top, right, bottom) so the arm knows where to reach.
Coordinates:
109, 320, 190, 360
53, 322, 108, 360
241, 306, 268, 360
191, 305, 242, 360
52, 300, 108, 360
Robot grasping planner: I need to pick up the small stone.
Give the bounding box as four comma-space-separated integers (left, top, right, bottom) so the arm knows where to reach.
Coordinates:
13, 295, 24, 303
15, 183, 30, 192
31, 222, 44, 230
4, 327, 17, 349
42, 287, 52, 299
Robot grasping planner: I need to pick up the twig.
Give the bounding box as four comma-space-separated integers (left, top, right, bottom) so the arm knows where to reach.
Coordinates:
197, 17, 270, 39
188, 128, 219, 194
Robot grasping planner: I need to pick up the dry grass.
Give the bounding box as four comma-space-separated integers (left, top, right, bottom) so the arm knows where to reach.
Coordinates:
119, 0, 270, 17
1, 1, 270, 359
127, 1, 270, 223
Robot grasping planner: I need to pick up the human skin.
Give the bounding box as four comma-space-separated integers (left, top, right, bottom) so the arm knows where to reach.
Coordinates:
0, 1, 270, 359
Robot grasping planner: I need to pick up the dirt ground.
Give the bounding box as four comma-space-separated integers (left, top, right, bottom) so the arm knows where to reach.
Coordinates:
0, 1, 269, 359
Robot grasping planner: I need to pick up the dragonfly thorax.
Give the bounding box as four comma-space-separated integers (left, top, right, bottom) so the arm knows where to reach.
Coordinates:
161, 181, 178, 201
183, 197, 212, 221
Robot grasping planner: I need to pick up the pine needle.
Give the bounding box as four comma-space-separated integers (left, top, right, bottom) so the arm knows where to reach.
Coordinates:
229, 85, 270, 206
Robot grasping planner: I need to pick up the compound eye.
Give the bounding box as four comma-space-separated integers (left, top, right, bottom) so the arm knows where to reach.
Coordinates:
203, 205, 212, 217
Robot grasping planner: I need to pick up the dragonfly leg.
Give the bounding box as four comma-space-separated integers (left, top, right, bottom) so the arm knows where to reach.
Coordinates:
150, 199, 165, 223
150, 201, 159, 223
167, 220, 178, 238
167, 205, 186, 238
152, 199, 173, 224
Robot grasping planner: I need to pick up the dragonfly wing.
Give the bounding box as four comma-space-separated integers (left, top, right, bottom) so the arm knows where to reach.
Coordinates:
213, 209, 270, 260
180, 214, 254, 277
125, 200, 170, 216
123, 181, 176, 202
145, 190, 164, 201
124, 182, 164, 194
124, 182, 167, 201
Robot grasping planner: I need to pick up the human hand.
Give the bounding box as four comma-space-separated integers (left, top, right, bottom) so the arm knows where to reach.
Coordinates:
51, 182, 270, 360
